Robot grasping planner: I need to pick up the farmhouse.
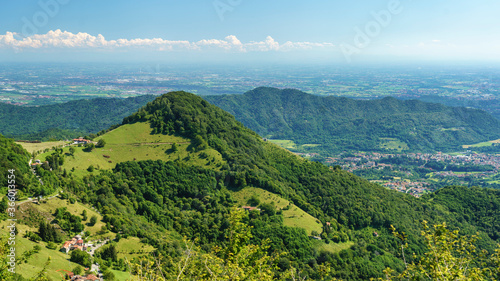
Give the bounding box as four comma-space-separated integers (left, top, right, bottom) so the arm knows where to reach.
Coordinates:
73, 137, 91, 145
241, 206, 261, 212
60, 235, 89, 254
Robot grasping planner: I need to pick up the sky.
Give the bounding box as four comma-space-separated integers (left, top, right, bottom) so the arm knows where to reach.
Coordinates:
0, 0, 499, 64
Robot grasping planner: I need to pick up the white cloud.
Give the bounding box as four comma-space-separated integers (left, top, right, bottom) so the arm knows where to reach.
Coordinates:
0, 30, 334, 53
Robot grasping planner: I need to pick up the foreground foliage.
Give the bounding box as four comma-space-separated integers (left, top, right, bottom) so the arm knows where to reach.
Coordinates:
383, 222, 500, 281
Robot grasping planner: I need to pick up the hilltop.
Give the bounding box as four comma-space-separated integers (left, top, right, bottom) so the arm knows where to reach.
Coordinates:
4, 91, 500, 280
205, 87, 500, 153
0, 95, 154, 140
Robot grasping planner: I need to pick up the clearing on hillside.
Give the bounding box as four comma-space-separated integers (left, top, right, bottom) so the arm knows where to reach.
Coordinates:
231, 186, 323, 235
37, 122, 225, 177
17, 140, 68, 154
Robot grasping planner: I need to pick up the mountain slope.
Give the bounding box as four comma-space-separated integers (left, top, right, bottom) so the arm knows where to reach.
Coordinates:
0, 95, 154, 140
15, 91, 500, 280
0, 134, 32, 193
205, 87, 500, 152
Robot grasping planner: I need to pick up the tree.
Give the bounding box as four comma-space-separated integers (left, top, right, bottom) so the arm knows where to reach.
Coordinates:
171, 142, 178, 152
247, 195, 260, 206
383, 221, 495, 280
83, 143, 95, 152
87, 165, 95, 172
192, 135, 208, 151
0, 196, 8, 213
89, 215, 98, 226
70, 249, 92, 267
99, 244, 118, 262
103, 270, 116, 281
96, 139, 106, 148
259, 202, 276, 216
73, 265, 83, 275
69, 146, 75, 156
82, 210, 88, 221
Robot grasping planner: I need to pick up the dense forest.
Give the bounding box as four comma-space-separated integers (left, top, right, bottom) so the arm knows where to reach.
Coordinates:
0, 95, 153, 140
2, 91, 500, 280
205, 87, 500, 153
0, 135, 32, 194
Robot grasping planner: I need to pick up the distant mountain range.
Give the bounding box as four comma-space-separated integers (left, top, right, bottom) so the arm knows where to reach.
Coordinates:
205, 87, 500, 152
3, 87, 500, 153
0, 95, 153, 140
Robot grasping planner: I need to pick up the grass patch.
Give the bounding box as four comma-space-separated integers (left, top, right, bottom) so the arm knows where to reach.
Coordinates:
313, 240, 355, 254
268, 139, 297, 149
440, 127, 463, 132
110, 269, 133, 281
379, 138, 409, 152
301, 144, 321, 148
38, 122, 225, 177
463, 138, 500, 148
26, 196, 108, 238
115, 237, 156, 260
16, 141, 68, 154
231, 187, 323, 235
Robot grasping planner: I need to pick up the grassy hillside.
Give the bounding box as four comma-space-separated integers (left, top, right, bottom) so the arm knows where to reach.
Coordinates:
231, 186, 323, 235
0, 224, 82, 281
205, 87, 500, 153
4, 91, 500, 280
37, 122, 225, 177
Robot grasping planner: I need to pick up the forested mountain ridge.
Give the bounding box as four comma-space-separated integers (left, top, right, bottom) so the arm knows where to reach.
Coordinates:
205, 87, 500, 152
113, 92, 500, 278
3, 91, 500, 280
0, 95, 154, 140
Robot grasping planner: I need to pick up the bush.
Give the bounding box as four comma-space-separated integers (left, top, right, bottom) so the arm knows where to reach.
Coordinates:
89, 215, 98, 226
46, 242, 57, 250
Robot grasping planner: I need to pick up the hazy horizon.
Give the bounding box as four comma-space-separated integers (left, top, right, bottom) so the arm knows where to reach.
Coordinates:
1, 1, 499, 64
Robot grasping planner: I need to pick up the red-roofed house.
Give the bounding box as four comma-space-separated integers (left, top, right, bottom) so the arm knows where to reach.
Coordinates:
85, 274, 99, 281
73, 137, 91, 145
241, 206, 261, 212
61, 241, 72, 254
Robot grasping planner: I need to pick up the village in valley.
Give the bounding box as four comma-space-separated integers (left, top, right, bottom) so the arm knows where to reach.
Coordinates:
326, 151, 500, 196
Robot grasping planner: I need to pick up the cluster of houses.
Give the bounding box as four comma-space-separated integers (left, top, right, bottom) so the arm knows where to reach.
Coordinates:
60, 235, 92, 254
